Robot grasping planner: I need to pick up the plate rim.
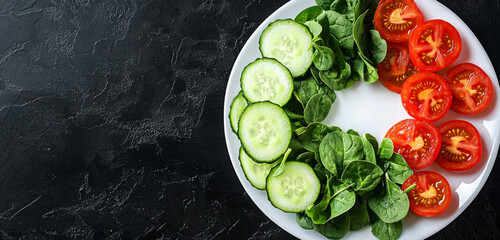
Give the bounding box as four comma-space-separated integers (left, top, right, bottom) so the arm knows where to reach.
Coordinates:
223, 0, 500, 239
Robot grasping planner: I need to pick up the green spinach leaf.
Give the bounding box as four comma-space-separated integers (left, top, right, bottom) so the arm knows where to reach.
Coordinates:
369, 29, 387, 65
361, 52, 379, 83
319, 131, 344, 177
353, 11, 372, 65
362, 137, 377, 164
329, 181, 356, 220
295, 6, 324, 24
315, 0, 334, 10
371, 218, 403, 240
306, 176, 335, 224
348, 196, 370, 231
304, 92, 333, 124
325, 10, 355, 57
341, 160, 383, 193
381, 153, 413, 185
368, 173, 410, 223
313, 43, 335, 71
343, 134, 364, 168
377, 138, 394, 159
364, 133, 379, 153
305, 21, 323, 41
296, 212, 315, 230
299, 123, 341, 153
314, 213, 350, 239
347, 129, 360, 136
319, 61, 352, 90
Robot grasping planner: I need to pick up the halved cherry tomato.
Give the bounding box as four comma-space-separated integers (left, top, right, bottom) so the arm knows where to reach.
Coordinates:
378, 42, 420, 93
444, 63, 493, 115
401, 72, 452, 122
374, 0, 424, 42
409, 20, 462, 72
401, 171, 452, 217
385, 119, 441, 169
436, 120, 482, 172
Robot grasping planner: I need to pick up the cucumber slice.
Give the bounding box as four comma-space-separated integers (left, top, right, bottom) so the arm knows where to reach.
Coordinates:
229, 91, 248, 133
239, 147, 280, 190
266, 161, 321, 212
259, 19, 313, 78
238, 102, 292, 163
241, 58, 293, 107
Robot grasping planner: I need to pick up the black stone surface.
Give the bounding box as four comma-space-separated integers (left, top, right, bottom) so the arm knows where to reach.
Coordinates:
0, 0, 498, 239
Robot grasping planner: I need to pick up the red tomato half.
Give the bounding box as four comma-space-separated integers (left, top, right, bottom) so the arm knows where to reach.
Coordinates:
436, 120, 482, 172
385, 119, 441, 169
401, 72, 452, 122
409, 20, 462, 72
378, 42, 420, 93
402, 171, 452, 217
444, 63, 494, 115
374, 0, 424, 42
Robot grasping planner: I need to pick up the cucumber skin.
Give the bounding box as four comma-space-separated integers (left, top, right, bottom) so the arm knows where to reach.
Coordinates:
239, 147, 279, 190
259, 19, 313, 78
238, 101, 292, 163
229, 91, 248, 133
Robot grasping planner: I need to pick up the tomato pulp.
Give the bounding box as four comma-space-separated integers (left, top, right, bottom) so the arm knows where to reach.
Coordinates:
402, 171, 452, 217
378, 42, 419, 93
436, 120, 482, 172
444, 63, 493, 115
409, 20, 462, 72
385, 119, 441, 170
374, 0, 424, 42
401, 72, 452, 122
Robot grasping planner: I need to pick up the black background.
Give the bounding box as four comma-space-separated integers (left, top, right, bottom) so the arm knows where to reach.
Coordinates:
0, 0, 498, 239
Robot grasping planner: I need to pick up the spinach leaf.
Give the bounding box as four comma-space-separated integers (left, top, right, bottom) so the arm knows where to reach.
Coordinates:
299, 123, 341, 153
313, 43, 335, 71
361, 52, 379, 83
329, 181, 356, 220
284, 108, 304, 120
305, 21, 323, 41
319, 61, 352, 90
319, 131, 344, 177
343, 134, 364, 168
304, 92, 333, 124
325, 11, 355, 57
294, 76, 321, 107
355, 0, 379, 22
320, 84, 337, 103
341, 160, 383, 193
352, 11, 372, 65
295, 6, 324, 24
315, 162, 331, 183
330, 0, 348, 13
371, 218, 403, 240
296, 212, 315, 230
296, 151, 317, 166
362, 137, 377, 164
364, 133, 379, 153
315, 0, 334, 10
306, 176, 335, 224
348, 196, 370, 231
350, 55, 365, 80
347, 129, 360, 136
311, 65, 321, 82
381, 153, 413, 185
314, 213, 350, 239
368, 173, 410, 223
369, 29, 387, 65
377, 138, 394, 159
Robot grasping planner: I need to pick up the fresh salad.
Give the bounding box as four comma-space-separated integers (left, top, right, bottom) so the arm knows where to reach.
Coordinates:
228, 0, 494, 239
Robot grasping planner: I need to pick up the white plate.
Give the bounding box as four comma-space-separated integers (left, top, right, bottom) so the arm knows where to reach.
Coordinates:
223, 0, 500, 239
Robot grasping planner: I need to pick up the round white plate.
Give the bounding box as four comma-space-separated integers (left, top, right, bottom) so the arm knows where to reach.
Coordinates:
223, 0, 500, 239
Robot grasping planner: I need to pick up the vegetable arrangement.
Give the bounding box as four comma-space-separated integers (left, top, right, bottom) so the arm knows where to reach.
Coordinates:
228, 0, 494, 239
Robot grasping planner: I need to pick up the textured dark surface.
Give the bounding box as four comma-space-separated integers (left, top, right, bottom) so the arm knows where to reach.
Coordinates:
0, 0, 498, 239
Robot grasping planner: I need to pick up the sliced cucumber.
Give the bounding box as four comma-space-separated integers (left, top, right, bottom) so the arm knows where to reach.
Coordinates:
259, 19, 313, 78
238, 102, 292, 163
239, 147, 280, 190
266, 161, 320, 212
229, 91, 248, 133
241, 58, 293, 107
